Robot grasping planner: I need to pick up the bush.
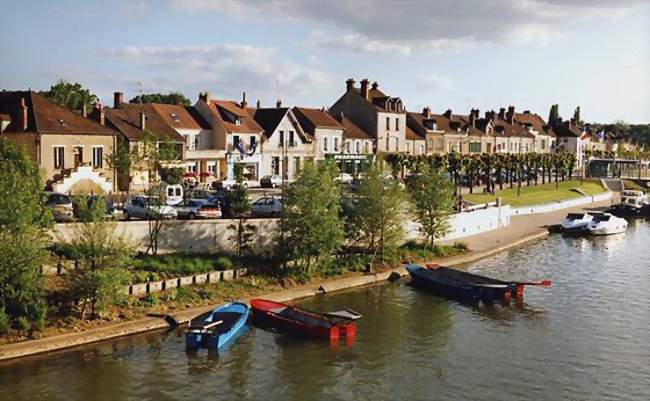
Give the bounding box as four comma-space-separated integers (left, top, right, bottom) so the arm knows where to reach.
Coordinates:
16, 316, 30, 331
215, 256, 233, 270
133, 253, 235, 276
0, 308, 9, 335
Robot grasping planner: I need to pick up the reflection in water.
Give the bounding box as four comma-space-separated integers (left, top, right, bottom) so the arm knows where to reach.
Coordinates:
1, 220, 650, 401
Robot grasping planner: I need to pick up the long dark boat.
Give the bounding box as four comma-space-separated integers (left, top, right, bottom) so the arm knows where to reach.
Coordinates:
250, 299, 360, 340
406, 263, 551, 304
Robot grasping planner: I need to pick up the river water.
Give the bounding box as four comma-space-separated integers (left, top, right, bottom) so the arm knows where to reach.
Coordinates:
2, 220, 650, 401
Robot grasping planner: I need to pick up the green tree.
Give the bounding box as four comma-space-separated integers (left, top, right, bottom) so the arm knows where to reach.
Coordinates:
446, 151, 462, 195
573, 106, 582, 125
354, 162, 406, 263
43, 80, 98, 111
407, 164, 455, 249
0, 139, 50, 333
107, 137, 136, 192
65, 199, 134, 319
227, 164, 256, 265
548, 104, 559, 126
129, 92, 191, 106
284, 160, 344, 273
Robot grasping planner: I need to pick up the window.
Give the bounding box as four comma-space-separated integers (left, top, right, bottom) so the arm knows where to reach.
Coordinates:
250, 136, 257, 149
92, 146, 103, 169
386, 117, 390, 130
53, 146, 65, 169
289, 131, 295, 147
541, 139, 546, 150
323, 137, 329, 152
194, 135, 199, 150
279, 131, 284, 146
436, 139, 444, 151
272, 156, 280, 175
207, 162, 217, 175
355, 141, 360, 154
294, 157, 300, 174
187, 163, 197, 173
364, 142, 370, 153
334, 137, 339, 152
420, 144, 425, 154
346, 141, 351, 153
385, 136, 390, 151
469, 142, 481, 153
396, 118, 399, 131
233, 135, 240, 147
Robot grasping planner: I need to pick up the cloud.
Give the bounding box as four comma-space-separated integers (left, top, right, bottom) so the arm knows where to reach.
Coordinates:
416, 74, 454, 92
102, 44, 335, 103
172, 0, 646, 52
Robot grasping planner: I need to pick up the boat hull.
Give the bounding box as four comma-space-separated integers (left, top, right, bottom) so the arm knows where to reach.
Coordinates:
406, 264, 519, 304
185, 302, 250, 350
250, 299, 355, 340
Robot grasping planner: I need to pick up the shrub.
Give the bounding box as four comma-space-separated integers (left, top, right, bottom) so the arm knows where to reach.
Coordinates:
16, 316, 30, 331
0, 308, 9, 335
215, 256, 233, 270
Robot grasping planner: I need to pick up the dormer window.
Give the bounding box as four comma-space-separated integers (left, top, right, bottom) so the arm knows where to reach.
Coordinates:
235, 117, 241, 126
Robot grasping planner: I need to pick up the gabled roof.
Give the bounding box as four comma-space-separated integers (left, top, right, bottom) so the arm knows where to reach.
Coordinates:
552, 121, 584, 138
515, 111, 556, 138
249, 107, 311, 142
150, 104, 211, 130
205, 99, 263, 134
491, 117, 535, 139
105, 103, 185, 142
406, 125, 424, 140
330, 113, 374, 140
0, 91, 115, 135
292, 107, 342, 136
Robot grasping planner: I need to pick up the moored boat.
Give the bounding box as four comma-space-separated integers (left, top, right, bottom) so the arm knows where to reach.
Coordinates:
405, 263, 552, 304
618, 190, 649, 215
588, 212, 628, 235
561, 212, 594, 234
185, 301, 250, 350
250, 299, 359, 340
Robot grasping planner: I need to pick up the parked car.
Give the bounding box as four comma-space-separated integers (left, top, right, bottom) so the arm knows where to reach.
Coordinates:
260, 175, 283, 188
175, 199, 222, 219
334, 173, 354, 183
212, 178, 249, 190
185, 188, 217, 200
44, 192, 74, 222
165, 184, 184, 206
251, 196, 283, 218
73, 195, 118, 219
123, 196, 177, 220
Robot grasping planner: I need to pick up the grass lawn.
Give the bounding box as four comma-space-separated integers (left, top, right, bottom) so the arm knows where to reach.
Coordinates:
464, 179, 607, 207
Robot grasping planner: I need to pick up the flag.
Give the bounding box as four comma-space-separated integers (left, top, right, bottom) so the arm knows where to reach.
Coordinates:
580, 128, 589, 140
599, 129, 605, 141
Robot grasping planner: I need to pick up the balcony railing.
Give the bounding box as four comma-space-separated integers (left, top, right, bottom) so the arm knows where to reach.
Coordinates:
228, 142, 258, 155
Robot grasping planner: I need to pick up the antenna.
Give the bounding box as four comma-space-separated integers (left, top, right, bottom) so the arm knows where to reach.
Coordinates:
136, 81, 144, 105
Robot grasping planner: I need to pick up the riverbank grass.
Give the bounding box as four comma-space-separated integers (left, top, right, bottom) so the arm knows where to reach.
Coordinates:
464, 179, 606, 207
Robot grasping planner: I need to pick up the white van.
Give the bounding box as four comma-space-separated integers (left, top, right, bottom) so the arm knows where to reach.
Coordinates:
165, 184, 184, 206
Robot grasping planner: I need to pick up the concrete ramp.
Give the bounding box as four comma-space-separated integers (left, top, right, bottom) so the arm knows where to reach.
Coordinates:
601, 178, 623, 192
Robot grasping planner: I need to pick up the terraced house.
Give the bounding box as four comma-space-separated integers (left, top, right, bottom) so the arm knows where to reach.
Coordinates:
0, 90, 116, 194
105, 93, 186, 192
194, 92, 264, 182
330, 78, 406, 154
249, 102, 313, 180
514, 109, 556, 153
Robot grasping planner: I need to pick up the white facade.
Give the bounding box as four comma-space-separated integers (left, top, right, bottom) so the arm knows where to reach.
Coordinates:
377, 111, 406, 153
259, 110, 312, 179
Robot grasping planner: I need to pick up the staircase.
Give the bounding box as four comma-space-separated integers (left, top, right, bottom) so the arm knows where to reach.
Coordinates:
600, 178, 623, 192
52, 166, 113, 194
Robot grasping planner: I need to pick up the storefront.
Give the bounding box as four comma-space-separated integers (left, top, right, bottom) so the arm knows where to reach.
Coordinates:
328, 154, 373, 175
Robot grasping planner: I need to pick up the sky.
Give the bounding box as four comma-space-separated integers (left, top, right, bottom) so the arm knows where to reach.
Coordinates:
1, 0, 649, 123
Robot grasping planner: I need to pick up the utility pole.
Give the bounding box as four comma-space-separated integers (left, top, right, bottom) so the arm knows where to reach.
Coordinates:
280, 129, 287, 271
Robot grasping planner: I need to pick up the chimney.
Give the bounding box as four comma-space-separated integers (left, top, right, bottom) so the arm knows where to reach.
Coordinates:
256, 99, 261, 109
140, 111, 146, 130
93, 102, 105, 126
469, 108, 477, 127
371, 81, 378, 90
81, 104, 87, 118
198, 91, 212, 103
346, 78, 355, 92
276, 99, 282, 108
422, 106, 431, 119
506, 105, 515, 124
360, 78, 369, 100
443, 109, 452, 119
498, 107, 506, 120
113, 92, 123, 109
240, 92, 247, 109
19, 97, 28, 131
485, 110, 496, 122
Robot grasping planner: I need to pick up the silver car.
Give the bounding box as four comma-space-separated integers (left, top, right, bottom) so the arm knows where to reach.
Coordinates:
123, 196, 178, 220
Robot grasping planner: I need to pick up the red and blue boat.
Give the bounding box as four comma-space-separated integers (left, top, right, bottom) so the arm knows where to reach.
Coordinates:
406, 263, 551, 304
250, 299, 360, 340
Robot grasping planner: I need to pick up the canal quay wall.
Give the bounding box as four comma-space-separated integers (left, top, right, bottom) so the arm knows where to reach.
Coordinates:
1, 194, 617, 362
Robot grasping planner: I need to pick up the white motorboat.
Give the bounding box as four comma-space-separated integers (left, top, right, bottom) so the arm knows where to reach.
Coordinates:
588, 213, 628, 235
561, 212, 594, 234
619, 190, 649, 213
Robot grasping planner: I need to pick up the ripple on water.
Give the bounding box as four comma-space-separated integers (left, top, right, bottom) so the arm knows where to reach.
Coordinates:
1, 220, 650, 401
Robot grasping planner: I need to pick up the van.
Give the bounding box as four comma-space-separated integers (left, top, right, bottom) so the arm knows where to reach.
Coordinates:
165, 184, 184, 206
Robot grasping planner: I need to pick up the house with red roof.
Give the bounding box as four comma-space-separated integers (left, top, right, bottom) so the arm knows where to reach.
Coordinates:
0, 90, 117, 194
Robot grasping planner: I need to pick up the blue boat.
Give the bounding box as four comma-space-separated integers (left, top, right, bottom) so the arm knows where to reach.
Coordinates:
185, 302, 250, 350
405, 263, 551, 304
